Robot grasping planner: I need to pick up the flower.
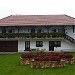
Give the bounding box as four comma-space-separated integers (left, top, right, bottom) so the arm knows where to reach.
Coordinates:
21, 52, 33, 58
21, 52, 74, 61
59, 52, 73, 58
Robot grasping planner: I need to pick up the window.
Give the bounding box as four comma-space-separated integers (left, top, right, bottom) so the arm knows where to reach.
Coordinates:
54, 41, 61, 47
52, 29, 56, 32
58, 29, 64, 33
8, 29, 12, 33
36, 41, 43, 47
31, 28, 35, 33
2, 29, 6, 33
37, 29, 42, 33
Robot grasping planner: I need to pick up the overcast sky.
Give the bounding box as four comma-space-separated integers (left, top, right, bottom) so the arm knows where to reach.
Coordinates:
0, 0, 75, 19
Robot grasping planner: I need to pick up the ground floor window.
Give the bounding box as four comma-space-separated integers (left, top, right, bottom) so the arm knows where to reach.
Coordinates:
54, 41, 61, 47
36, 41, 43, 47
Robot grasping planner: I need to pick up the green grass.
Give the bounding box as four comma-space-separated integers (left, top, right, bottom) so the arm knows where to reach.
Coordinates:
0, 53, 75, 75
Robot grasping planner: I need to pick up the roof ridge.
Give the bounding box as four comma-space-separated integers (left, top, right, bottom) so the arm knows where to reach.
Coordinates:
1, 14, 74, 18
9, 14, 67, 16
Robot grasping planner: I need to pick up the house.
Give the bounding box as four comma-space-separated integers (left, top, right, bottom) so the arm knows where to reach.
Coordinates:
0, 15, 75, 52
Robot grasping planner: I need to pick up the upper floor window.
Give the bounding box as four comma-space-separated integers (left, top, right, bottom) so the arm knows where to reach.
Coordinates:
52, 29, 56, 32
2, 29, 6, 33
31, 28, 35, 33
37, 29, 42, 33
8, 29, 12, 33
58, 29, 64, 33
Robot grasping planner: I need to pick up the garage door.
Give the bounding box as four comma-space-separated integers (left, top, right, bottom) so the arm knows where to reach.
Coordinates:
0, 41, 18, 52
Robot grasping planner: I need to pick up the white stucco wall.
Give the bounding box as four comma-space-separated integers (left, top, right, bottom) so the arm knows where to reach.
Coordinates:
18, 40, 25, 52
65, 26, 74, 39
55, 40, 75, 52
74, 26, 75, 39
30, 39, 49, 51
61, 40, 75, 52
18, 38, 75, 52
18, 39, 49, 52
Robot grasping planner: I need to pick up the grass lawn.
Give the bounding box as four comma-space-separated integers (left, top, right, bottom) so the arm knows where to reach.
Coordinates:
0, 53, 75, 75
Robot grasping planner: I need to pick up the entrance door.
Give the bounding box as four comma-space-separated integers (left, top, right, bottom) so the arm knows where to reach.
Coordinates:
49, 41, 54, 51
25, 41, 30, 51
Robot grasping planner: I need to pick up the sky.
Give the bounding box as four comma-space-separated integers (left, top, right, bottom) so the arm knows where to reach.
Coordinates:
0, 0, 75, 19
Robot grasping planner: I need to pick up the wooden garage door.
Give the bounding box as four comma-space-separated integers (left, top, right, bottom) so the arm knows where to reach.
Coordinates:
0, 41, 18, 52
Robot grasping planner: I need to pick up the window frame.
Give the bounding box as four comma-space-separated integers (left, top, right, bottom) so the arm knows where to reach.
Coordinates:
54, 41, 61, 47
36, 41, 43, 47
2, 29, 6, 33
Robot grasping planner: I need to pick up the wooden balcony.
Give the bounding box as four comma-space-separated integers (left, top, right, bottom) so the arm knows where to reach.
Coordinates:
0, 32, 65, 39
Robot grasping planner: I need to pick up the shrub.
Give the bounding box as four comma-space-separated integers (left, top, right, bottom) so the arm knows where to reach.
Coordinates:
34, 55, 61, 61
21, 52, 33, 58
48, 52, 59, 56
34, 56, 44, 61
21, 52, 74, 61
44, 56, 51, 61
59, 52, 73, 58
55, 56, 61, 61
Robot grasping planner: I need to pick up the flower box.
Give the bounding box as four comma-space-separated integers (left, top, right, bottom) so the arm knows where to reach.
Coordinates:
60, 59, 65, 67
70, 57, 74, 64
20, 52, 74, 68
31, 60, 45, 68
61, 57, 74, 64
30, 60, 65, 68
60, 52, 74, 64
20, 57, 32, 65
20, 52, 34, 65
49, 60, 65, 67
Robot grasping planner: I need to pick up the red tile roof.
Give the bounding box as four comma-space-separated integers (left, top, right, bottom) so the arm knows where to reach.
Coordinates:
0, 15, 75, 26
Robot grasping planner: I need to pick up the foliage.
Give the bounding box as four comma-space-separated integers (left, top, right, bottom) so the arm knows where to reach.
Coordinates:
59, 52, 73, 58
34, 52, 61, 61
40, 49, 46, 53
0, 53, 75, 75
21, 52, 33, 58
21, 52, 74, 61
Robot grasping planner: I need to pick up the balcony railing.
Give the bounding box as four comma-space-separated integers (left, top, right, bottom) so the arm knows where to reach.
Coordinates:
0, 32, 65, 38
65, 35, 75, 44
